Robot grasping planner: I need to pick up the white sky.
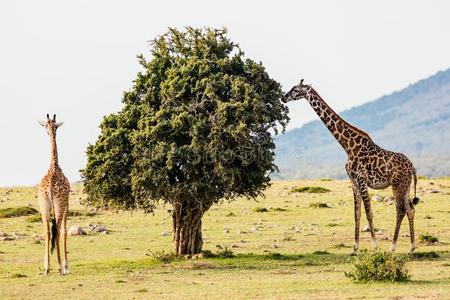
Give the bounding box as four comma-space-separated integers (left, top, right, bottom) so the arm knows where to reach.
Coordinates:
1, 0, 449, 186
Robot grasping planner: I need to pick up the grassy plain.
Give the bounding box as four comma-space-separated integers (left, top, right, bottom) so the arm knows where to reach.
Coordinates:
0, 179, 449, 299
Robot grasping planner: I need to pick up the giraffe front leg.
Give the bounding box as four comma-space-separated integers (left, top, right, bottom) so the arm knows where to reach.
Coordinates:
362, 196, 377, 249
351, 186, 361, 256
357, 179, 377, 249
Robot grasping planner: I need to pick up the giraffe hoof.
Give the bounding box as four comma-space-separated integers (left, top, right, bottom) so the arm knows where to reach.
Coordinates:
43, 269, 49, 276
389, 245, 396, 252
349, 250, 357, 256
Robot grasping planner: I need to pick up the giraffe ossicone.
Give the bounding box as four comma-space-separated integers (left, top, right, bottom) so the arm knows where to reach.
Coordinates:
38, 113, 70, 275
284, 81, 419, 255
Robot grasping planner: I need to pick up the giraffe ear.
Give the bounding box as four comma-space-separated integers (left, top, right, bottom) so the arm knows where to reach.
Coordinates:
39, 121, 47, 127
55, 122, 64, 128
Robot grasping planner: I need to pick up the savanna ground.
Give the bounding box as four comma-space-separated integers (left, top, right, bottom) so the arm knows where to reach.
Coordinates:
0, 178, 449, 299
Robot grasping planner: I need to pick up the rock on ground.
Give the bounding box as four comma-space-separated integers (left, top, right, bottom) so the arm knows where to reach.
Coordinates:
68, 225, 86, 236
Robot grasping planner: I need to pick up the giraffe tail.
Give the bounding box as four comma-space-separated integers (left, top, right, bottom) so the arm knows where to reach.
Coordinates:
412, 167, 420, 205
50, 218, 58, 254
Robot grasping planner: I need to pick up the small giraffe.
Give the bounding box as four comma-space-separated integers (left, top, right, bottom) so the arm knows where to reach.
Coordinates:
38, 114, 70, 275
283, 80, 419, 255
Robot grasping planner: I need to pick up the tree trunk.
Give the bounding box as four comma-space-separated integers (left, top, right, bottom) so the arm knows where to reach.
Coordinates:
172, 201, 210, 255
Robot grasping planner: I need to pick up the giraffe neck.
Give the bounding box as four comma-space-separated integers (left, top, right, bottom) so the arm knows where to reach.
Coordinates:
306, 89, 372, 156
50, 132, 59, 168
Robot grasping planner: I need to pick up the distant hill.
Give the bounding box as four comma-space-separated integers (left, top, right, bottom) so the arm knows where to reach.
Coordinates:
274, 68, 450, 179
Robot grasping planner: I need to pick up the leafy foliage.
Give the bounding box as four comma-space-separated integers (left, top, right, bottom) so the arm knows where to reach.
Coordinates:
290, 186, 330, 193
253, 206, 268, 212
0, 206, 38, 218
202, 245, 235, 258
148, 250, 180, 263
345, 250, 411, 282
419, 233, 439, 244
81, 27, 288, 213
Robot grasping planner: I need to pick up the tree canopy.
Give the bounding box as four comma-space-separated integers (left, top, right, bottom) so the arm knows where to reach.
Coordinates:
81, 27, 289, 254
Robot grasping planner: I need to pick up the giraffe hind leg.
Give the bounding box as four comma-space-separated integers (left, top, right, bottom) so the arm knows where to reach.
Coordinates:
390, 203, 405, 252
405, 200, 416, 254
53, 204, 65, 275
42, 217, 51, 275
38, 196, 52, 275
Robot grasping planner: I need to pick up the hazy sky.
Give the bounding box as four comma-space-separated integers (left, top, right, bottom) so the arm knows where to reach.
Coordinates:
1, 0, 449, 186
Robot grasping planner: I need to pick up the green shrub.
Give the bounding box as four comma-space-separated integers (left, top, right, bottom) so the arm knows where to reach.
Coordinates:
0, 207, 38, 218
290, 186, 331, 193
419, 233, 438, 244
319, 178, 332, 181
201, 245, 235, 259
225, 212, 236, 217
253, 207, 268, 212
148, 250, 180, 263
9, 273, 27, 278
214, 245, 235, 258
272, 207, 288, 212
313, 250, 329, 255
412, 251, 439, 260
26, 214, 42, 223
345, 250, 410, 282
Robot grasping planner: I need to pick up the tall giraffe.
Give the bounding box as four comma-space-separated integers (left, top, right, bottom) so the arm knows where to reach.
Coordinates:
38, 114, 70, 275
283, 80, 419, 255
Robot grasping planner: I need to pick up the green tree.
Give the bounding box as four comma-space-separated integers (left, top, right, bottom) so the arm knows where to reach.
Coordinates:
81, 27, 289, 255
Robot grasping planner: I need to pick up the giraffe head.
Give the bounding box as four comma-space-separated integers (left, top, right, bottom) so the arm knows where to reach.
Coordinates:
282, 79, 312, 102
39, 114, 63, 136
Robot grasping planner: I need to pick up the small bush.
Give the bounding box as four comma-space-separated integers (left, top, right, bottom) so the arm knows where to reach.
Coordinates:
10, 273, 27, 278
345, 250, 410, 282
201, 250, 215, 258
68, 210, 97, 217
148, 250, 180, 263
290, 186, 331, 193
419, 233, 438, 244
320, 178, 332, 181
417, 175, 428, 180
0, 207, 38, 218
225, 212, 236, 217
253, 207, 268, 212
412, 251, 439, 260
309, 202, 331, 208
214, 245, 235, 258
313, 250, 329, 255
202, 245, 235, 259
26, 214, 42, 223
272, 207, 288, 212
